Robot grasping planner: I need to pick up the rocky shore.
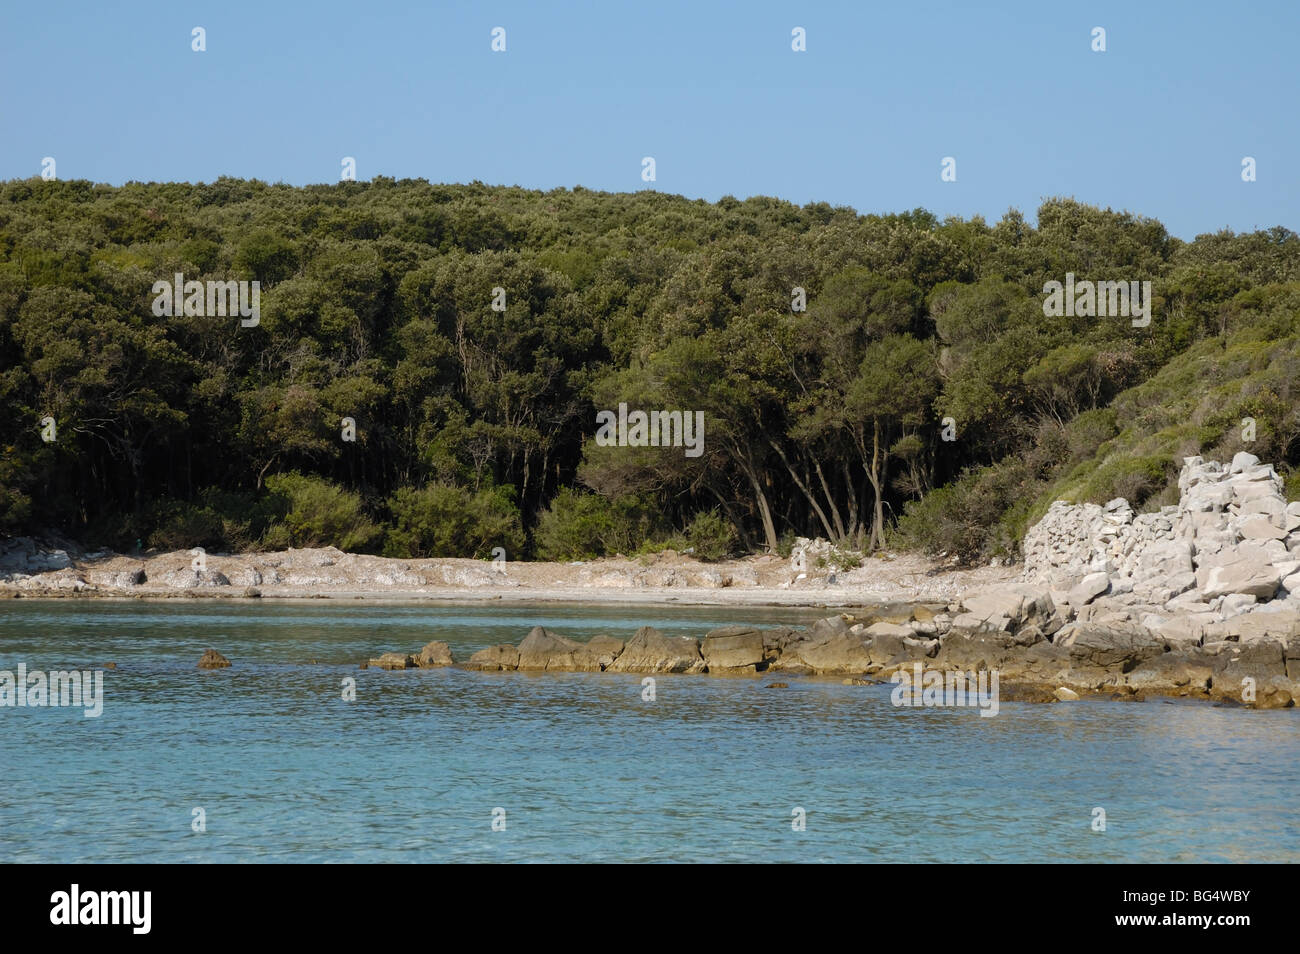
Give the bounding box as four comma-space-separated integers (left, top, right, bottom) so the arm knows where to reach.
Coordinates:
9, 454, 1300, 708
358, 453, 1300, 709
360, 596, 1297, 709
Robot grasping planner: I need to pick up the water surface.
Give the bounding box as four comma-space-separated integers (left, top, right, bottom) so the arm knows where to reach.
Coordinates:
1, 600, 1296, 862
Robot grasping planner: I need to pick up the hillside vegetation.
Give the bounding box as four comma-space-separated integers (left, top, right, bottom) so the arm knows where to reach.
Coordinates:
1, 177, 1298, 562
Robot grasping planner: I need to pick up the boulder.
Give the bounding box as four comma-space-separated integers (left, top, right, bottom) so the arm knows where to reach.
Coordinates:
701, 626, 767, 672
515, 627, 585, 670
197, 648, 231, 669
571, 635, 625, 671
1240, 496, 1285, 521
416, 640, 454, 668
1156, 613, 1216, 647
761, 627, 801, 654
1205, 611, 1300, 644
859, 602, 916, 626
777, 631, 872, 674
1054, 623, 1164, 671
1069, 572, 1111, 607
949, 612, 1015, 634
864, 621, 914, 639
1238, 516, 1288, 542
960, 587, 1049, 627
1284, 635, 1300, 682
607, 626, 705, 673
1207, 640, 1290, 691
1132, 541, 1193, 580
1286, 502, 1300, 532
1201, 557, 1280, 600
369, 651, 414, 670
805, 615, 852, 642
933, 631, 1019, 671
464, 644, 519, 671
1230, 451, 1260, 473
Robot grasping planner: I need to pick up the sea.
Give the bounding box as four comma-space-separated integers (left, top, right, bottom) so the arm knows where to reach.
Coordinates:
2, 600, 1297, 863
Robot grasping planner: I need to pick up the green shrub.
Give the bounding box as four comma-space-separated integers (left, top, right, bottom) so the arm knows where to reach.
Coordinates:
533, 489, 662, 561
383, 482, 524, 558
262, 473, 383, 552
895, 463, 1031, 563
144, 499, 227, 551
775, 529, 798, 559
685, 510, 738, 562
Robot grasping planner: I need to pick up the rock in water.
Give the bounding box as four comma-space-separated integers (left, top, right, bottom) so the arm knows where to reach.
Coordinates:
369, 651, 415, 670
701, 626, 766, 672
464, 644, 520, 671
515, 626, 584, 670
197, 649, 231, 669
607, 626, 705, 673
416, 640, 454, 668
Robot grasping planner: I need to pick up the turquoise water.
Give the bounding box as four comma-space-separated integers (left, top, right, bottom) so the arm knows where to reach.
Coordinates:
1, 599, 1297, 863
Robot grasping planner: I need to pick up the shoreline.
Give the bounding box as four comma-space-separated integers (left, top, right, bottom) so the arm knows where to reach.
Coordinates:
4, 532, 1298, 711
0, 539, 1016, 608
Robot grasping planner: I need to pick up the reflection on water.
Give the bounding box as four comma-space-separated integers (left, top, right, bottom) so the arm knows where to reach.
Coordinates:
1, 600, 1297, 862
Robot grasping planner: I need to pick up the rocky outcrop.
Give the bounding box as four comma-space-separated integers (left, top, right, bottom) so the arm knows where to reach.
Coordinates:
1022, 455, 1300, 612
354, 593, 1300, 707
516, 627, 586, 670
700, 626, 768, 672
416, 641, 454, 668
607, 627, 706, 673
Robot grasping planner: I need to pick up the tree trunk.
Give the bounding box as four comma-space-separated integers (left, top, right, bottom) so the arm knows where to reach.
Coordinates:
769, 439, 836, 541
865, 419, 885, 551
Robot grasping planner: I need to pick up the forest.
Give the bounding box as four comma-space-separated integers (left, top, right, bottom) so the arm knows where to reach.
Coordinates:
2, 176, 1299, 562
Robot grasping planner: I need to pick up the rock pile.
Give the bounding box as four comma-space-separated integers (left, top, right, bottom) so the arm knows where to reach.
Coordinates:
1021, 454, 1300, 635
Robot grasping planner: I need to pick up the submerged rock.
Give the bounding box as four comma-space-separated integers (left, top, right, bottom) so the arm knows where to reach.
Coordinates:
197, 649, 231, 669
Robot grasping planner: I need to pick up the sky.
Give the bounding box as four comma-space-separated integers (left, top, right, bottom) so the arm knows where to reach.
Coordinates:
1, 0, 1296, 240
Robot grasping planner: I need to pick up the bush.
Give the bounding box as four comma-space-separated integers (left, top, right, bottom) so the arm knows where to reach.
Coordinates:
895, 463, 1031, 563
144, 499, 227, 551
533, 489, 661, 561
262, 473, 382, 552
685, 510, 738, 561
383, 483, 524, 558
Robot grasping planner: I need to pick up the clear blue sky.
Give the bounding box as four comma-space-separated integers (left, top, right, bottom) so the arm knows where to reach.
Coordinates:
2, 0, 1295, 240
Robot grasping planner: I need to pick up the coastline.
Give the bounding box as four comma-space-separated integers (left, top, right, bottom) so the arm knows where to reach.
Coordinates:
0, 540, 1017, 608
4, 534, 1297, 710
